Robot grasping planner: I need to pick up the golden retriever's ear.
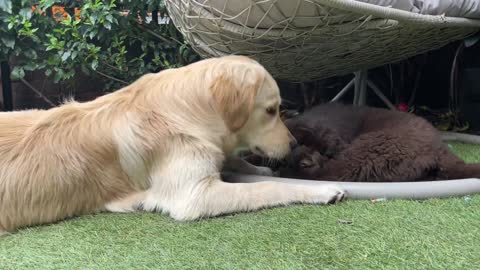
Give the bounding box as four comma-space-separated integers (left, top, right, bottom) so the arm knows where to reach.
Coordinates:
210, 63, 263, 132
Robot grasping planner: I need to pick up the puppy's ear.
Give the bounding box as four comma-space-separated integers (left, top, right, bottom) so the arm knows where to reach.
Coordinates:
210, 62, 264, 132
289, 125, 315, 142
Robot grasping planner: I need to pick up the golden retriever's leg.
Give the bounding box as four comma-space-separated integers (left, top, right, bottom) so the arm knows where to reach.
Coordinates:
223, 156, 274, 176
112, 144, 343, 220
159, 176, 345, 221
104, 191, 147, 213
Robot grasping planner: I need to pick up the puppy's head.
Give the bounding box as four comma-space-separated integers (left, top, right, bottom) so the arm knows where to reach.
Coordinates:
209, 56, 295, 159
283, 120, 316, 146
280, 145, 326, 179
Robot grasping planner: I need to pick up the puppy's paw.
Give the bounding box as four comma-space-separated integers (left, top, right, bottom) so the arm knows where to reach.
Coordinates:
254, 166, 274, 176
309, 185, 346, 204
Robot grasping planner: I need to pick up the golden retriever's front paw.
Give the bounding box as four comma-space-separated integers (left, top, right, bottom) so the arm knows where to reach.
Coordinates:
309, 185, 346, 204
255, 166, 274, 176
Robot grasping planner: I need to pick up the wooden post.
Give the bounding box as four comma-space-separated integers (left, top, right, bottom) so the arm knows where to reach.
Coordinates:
1, 61, 13, 111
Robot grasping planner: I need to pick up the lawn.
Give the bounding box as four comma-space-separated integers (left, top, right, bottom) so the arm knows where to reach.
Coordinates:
1, 142, 479, 269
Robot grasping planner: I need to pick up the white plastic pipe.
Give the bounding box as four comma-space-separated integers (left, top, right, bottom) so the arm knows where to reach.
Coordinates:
224, 173, 480, 200
441, 131, 480, 144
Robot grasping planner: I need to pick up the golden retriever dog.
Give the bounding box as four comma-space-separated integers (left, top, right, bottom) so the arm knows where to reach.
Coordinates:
0, 56, 345, 235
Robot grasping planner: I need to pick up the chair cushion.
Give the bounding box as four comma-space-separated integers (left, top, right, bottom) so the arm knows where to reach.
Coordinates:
359, 0, 480, 18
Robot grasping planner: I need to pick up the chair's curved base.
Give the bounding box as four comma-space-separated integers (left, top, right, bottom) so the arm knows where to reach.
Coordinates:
224, 173, 480, 200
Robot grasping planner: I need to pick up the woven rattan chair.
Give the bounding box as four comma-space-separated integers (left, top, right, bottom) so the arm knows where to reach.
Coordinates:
166, 0, 480, 107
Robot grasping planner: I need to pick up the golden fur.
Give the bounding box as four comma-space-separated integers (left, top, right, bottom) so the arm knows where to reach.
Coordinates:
0, 56, 344, 235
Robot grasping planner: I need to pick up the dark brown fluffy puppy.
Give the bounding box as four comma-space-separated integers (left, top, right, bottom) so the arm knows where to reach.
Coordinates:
269, 103, 480, 182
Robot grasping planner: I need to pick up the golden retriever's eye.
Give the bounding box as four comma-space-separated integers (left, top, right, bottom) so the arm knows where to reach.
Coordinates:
266, 107, 276, 116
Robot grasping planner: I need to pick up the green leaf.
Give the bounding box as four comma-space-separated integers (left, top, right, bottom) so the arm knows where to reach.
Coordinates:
45, 69, 52, 76
0, 0, 12, 13
19, 8, 32, 19
10, 66, 25, 80
90, 14, 97, 24
91, 59, 98, 70
106, 14, 113, 23
1, 35, 15, 49
53, 70, 63, 82
39, 0, 55, 10
61, 51, 71, 62
23, 62, 39, 71
89, 29, 98, 39
24, 49, 37, 59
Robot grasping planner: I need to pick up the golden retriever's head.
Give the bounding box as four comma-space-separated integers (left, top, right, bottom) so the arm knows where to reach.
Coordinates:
208, 56, 295, 159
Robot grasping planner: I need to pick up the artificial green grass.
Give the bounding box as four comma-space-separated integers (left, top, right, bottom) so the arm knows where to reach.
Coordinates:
1, 142, 479, 269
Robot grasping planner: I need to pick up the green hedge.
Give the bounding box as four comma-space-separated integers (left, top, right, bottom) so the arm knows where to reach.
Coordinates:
0, 0, 199, 90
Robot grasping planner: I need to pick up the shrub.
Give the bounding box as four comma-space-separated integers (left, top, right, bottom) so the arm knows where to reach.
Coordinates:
0, 0, 199, 90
